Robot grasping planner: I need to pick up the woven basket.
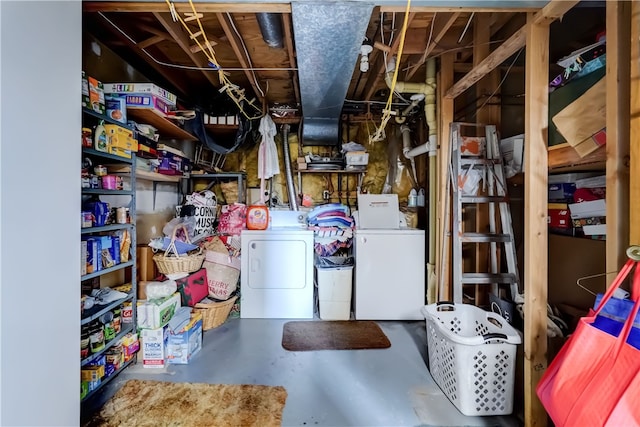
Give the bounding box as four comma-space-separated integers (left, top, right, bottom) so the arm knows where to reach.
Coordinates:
194, 295, 238, 330
153, 225, 205, 275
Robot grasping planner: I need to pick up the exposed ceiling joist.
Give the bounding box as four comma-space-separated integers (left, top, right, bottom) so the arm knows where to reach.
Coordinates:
281, 12, 301, 107
444, 0, 579, 99
405, 11, 460, 80
94, 13, 192, 96
153, 12, 221, 90
138, 34, 166, 49
216, 12, 265, 106
83, 2, 291, 13
364, 12, 417, 101
379, 6, 540, 13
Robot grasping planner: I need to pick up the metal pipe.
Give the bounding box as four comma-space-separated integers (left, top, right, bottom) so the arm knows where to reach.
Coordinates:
256, 13, 284, 48
281, 124, 299, 210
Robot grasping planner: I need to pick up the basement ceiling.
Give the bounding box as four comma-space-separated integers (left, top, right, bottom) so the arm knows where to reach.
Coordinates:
84, 1, 588, 127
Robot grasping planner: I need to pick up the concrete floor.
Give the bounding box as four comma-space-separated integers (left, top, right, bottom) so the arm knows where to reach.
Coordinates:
84, 317, 521, 427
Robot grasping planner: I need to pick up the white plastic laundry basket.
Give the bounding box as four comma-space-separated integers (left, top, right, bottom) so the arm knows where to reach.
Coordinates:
422, 302, 521, 416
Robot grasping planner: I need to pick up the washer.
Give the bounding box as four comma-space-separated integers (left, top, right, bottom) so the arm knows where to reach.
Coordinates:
240, 217, 314, 318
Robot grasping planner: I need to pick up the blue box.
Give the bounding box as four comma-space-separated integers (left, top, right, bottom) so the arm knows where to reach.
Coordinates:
166, 313, 203, 364
548, 182, 576, 201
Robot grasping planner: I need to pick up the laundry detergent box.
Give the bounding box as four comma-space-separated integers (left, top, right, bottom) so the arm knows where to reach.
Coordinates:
141, 326, 168, 368
166, 312, 203, 365
137, 292, 181, 329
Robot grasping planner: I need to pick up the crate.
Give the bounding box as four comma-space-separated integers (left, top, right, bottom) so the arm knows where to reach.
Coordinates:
421, 303, 521, 416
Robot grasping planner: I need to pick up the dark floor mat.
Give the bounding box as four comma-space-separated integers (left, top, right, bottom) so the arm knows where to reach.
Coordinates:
282, 320, 391, 351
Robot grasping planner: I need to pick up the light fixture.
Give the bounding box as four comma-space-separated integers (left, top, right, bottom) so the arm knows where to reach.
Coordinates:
360, 43, 374, 73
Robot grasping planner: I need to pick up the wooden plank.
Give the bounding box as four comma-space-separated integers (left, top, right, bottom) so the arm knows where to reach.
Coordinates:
216, 12, 265, 106
83, 2, 291, 13
127, 108, 197, 141
548, 143, 606, 170
630, 2, 640, 245
153, 12, 220, 90
137, 34, 166, 49
606, 1, 631, 280
532, 0, 580, 26
405, 12, 460, 80
446, 1, 578, 100
473, 12, 496, 307
363, 13, 417, 101
458, 12, 517, 64
523, 13, 549, 427
437, 51, 455, 302
282, 12, 300, 107
379, 6, 539, 13
444, 26, 525, 99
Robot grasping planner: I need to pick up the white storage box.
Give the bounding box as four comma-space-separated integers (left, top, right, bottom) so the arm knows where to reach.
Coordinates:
317, 266, 353, 320
422, 303, 521, 416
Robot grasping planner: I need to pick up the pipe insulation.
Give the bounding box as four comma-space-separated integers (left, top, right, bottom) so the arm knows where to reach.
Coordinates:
281, 124, 299, 211
256, 13, 284, 48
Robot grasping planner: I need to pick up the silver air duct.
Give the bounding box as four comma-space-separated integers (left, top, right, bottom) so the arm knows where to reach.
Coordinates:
256, 13, 284, 48
281, 124, 299, 210
292, 2, 373, 145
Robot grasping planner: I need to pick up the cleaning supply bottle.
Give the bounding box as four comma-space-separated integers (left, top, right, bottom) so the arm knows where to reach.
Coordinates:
246, 204, 269, 230
94, 120, 108, 152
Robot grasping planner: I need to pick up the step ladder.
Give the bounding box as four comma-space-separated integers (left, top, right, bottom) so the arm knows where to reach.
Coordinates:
449, 122, 522, 305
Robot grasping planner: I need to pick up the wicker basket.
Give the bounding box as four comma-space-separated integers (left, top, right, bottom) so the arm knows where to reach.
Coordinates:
153, 225, 205, 275
194, 295, 238, 330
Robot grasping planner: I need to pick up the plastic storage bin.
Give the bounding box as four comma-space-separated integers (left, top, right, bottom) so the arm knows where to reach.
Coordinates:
421, 302, 521, 416
317, 266, 353, 320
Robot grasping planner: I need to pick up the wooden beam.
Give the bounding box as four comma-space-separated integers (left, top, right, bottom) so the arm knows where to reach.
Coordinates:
533, 0, 580, 26
458, 12, 517, 64
137, 34, 166, 49
216, 12, 265, 105
446, 1, 578, 100
523, 12, 549, 427
437, 51, 455, 302
606, 1, 631, 281
380, 6, 539, 13
152, 12, 220, 90
282, 12, 301, 107
405, 12, 460, 80
189, 40, 218, 54
83, 2, 291, 13
90, 14, 191, 96
630, 2, 640, 245
444, 26, 525, 99
363, 12, 417, 101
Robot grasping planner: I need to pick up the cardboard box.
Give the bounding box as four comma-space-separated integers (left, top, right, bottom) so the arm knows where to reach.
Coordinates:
345, 151, 369, 166
548, 203, 571, 229
166, 312, 203, 364
81, 240, 87, 276
568, 199, 606, 219
105, 95, 127, 124
88, 76, 105, 115
107, 146, 133, 159
137, 292, 181, 329
137, 246, 158, 282
104, 82, 177, 106
141, 326, 168, 368
119, 93, 172, 115
104, 124, 137, 151
548, 183, 576, 201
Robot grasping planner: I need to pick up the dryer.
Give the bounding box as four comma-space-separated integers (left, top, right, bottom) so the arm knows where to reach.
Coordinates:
240, 214, 314, 318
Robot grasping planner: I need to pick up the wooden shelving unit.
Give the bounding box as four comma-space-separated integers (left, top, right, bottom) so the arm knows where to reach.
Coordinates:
127, 107, 197, 141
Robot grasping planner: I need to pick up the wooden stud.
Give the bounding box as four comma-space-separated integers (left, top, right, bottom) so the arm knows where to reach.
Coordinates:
630, 2, 640, 245
523, 12, 549, 427
606, 1, 631, 281
405, 12, 460, 80
437, 51, 455, 302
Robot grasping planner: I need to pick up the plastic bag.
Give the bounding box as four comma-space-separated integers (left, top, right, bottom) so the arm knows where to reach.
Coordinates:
145, 280, 177, 300
217, 203, 246, 235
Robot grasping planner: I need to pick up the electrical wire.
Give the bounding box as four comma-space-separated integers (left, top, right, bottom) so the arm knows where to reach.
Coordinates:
225, 12, 265, 98
162, 0, 263, 120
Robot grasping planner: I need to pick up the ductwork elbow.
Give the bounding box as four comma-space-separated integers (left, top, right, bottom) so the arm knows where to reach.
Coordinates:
256, 13, 284, 48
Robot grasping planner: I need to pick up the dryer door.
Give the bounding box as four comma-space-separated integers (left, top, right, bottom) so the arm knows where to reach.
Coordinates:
246, 237, 311, 289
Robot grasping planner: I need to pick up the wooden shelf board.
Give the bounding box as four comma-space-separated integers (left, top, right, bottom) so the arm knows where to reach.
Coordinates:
127, 108, 197, 141
548, 143, 606, 171
136, 170, 183, 183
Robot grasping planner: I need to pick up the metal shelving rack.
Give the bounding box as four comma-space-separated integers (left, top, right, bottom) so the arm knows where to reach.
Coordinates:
81, 108, 138, 404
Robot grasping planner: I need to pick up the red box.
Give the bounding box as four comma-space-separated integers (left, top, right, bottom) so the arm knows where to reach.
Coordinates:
174, 268, 208, 307
548, 203, 571, 229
